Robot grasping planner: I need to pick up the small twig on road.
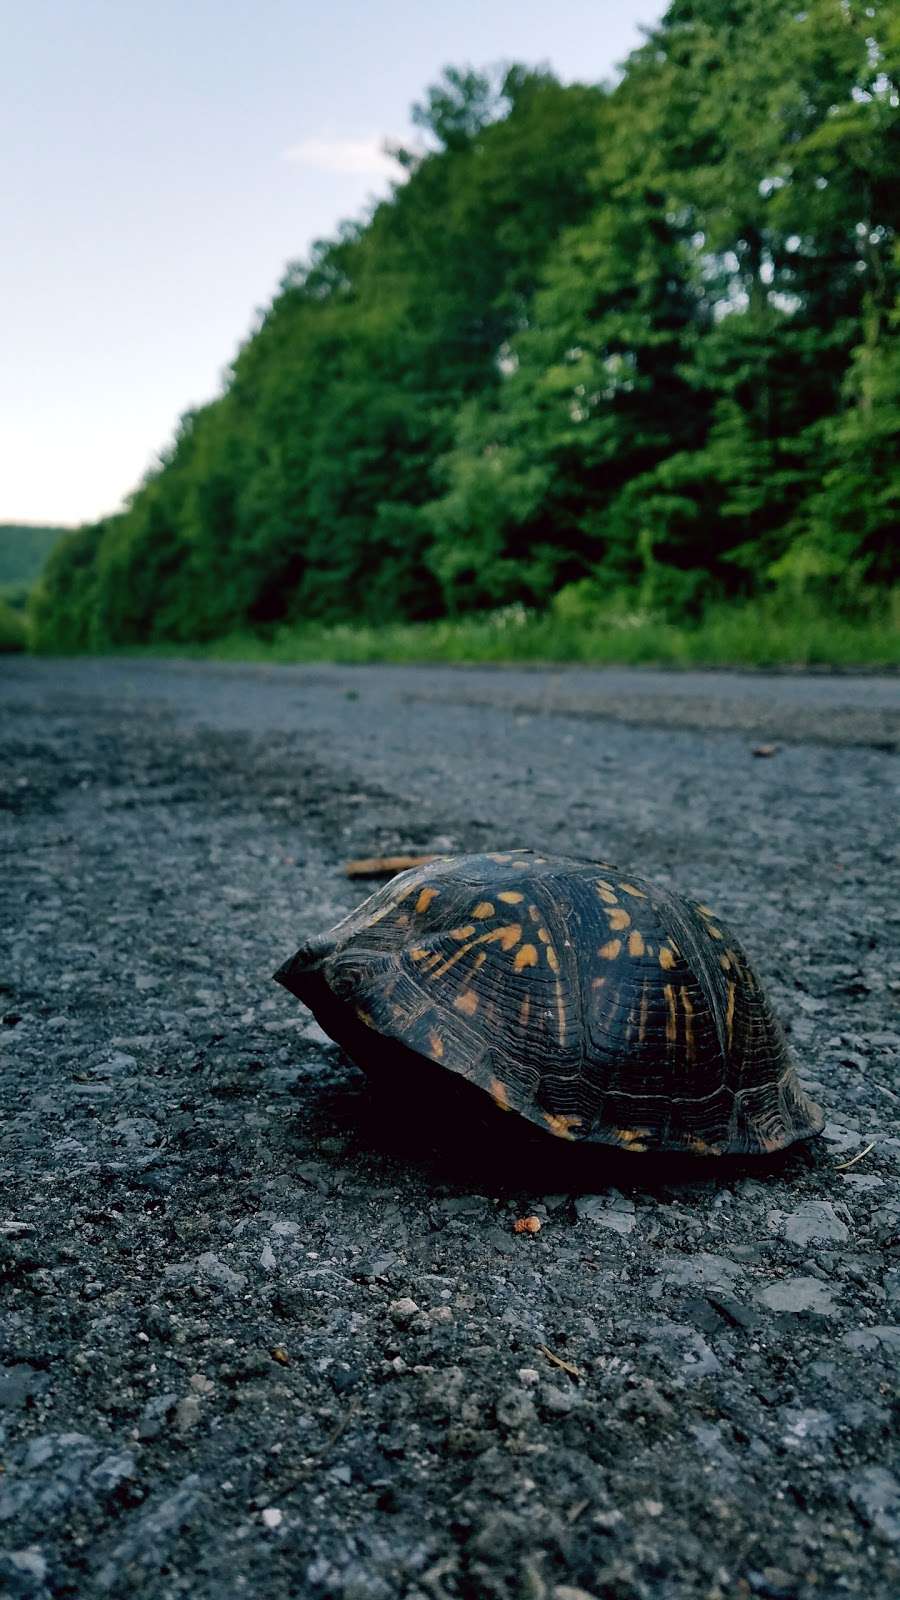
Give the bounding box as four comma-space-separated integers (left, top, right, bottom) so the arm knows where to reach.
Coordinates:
835, 1139, 877, 1171
345, 853, 442, 878
536, 1343, 583, 1380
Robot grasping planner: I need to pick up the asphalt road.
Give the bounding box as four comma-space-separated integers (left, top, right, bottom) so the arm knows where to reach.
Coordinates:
2, 657, 899, 1600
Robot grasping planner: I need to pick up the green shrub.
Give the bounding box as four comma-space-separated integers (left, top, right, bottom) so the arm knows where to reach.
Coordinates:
0, 598, 28, 652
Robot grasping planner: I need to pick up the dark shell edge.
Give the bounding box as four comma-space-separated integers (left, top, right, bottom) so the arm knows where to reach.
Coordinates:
273, 950, 825, 1159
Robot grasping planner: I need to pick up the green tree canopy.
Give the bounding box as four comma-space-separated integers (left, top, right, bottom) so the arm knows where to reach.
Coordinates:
33, 3, 899, 651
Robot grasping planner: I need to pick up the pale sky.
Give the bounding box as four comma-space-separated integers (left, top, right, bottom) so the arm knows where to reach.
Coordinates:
2, 0, 663, 526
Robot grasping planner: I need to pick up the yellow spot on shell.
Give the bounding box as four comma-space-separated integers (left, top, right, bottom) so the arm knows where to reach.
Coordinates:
599, 939, 622, 960
490, 1077, 510, 1111
545, 946, 560, 972
680, 986, 696, 1062
450, 924, 476, 941
698, 904, 716, 916
409, 946, 429, 962
607, 906, 631, 931
365, 901, 396, 924
488, 853, 512, 863
596, 885, 618, 906
498, 890, 524, 904
706, 925, 723, 940
619, 883, 647, 899
659, 946, 676, 971
514, 943, 538, 971
430, 941, 478, 980
663, 984, 677, 1045
454, 990, 479, 1016
472, 951, 488, 971
356, 1008, 376, 1029
415, 887, 439, 913
616, 1128, 649, 1151
428, 1029, 445, 1058
591, 975, 607, 990
472, 901, 494, 919
544, 1113, 581, 1141
537, 926, 551, 943
628, 930, 646, 958
719, 952, 733, 972
429, 922, 520, 980
725, 981, 736, 1045
596, 879, 616, 895
519, 993, 531, 1027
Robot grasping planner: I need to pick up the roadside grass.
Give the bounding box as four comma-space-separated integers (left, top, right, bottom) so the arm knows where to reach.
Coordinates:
130, 598, 900, 670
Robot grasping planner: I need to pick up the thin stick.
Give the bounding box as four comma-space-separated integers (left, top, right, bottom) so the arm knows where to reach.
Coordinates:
344, 853, 442, 879
835, 1139, 877, 1171
536, 1343, 583, 1380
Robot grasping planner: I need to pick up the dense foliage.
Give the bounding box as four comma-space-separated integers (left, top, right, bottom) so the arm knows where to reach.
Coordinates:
0, 524, 69, 648
0, 524, 69, 595
33, 0, 899, 653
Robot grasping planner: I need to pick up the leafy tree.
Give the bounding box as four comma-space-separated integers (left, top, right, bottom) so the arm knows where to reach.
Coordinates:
33, 5, 899, 650
31, 522, 105, 650
0, 525, 68, 592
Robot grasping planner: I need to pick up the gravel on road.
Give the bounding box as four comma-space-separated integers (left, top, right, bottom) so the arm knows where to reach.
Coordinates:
2, 657, 899, 1600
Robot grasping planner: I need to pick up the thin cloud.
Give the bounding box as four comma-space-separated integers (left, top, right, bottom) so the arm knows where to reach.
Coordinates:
281, 136, 402, 178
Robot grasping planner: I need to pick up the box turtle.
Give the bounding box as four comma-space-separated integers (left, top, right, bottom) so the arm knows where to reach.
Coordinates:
274, 850, 824, 1156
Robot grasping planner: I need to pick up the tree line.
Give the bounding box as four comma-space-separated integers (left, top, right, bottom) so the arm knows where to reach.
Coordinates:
1, 525, 68, 596
33, 0, 899, 652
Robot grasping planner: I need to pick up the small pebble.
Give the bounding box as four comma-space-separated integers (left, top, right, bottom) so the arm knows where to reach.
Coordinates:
496, 1387, 537, 1429
541, 1382, 579, 1415
389, 1297, 419, 1328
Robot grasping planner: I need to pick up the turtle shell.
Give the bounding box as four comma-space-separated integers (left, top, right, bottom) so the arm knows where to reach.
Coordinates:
274, 850, 824, 1156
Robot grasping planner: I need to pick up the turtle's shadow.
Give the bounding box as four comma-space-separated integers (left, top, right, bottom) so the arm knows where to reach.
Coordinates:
310, 1052, 819, 1200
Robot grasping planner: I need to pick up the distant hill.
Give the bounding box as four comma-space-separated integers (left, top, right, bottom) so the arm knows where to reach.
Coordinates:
0, 524, 71, 593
